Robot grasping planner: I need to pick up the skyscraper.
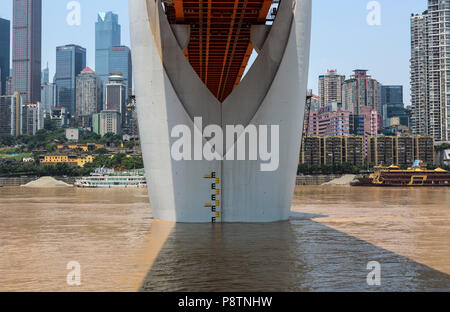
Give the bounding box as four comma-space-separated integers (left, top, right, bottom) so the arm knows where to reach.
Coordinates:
318, 70, 345, 107
22, 102, 44, 135
411, 1, 450, 142
0, 92, 22, 136
40, 82, 55, 113
109, 46, 132, 100
12, 0, 42, 105
342, 70, 381, 116
41, 63, 49, 84
380, 85, 408, 128
105, 72, 126, 116
95, 12, 121, 84
0, 18, 10, 96
76, 67, 103, 128
55, 44, 86, 116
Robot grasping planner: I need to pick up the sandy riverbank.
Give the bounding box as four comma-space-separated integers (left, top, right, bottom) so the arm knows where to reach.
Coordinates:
321, 174, 357, 186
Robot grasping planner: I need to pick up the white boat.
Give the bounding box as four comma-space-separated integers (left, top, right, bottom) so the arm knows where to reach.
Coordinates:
75, 169, 147, 188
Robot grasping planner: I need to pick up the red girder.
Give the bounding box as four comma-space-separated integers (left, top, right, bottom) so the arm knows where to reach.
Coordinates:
164, 0, 272, 101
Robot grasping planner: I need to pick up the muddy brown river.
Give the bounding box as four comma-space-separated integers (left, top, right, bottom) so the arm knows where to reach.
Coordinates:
0, 186, 449, 291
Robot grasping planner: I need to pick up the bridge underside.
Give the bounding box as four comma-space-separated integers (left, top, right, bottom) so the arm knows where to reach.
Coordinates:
163, 0, 273, 101
130, 0, 311, 222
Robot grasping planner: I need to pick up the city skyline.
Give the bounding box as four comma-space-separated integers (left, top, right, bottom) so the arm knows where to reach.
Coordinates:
0, 0, 427, 106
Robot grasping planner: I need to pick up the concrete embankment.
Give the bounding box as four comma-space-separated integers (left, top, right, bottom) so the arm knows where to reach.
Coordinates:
0, 176, 75, 187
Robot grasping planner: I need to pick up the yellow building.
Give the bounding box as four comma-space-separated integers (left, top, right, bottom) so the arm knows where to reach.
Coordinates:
56, 143, 105, 152
39, 155, 94, 167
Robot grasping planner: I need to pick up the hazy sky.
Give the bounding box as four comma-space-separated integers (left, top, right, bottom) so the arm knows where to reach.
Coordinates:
0, 0, 428, 105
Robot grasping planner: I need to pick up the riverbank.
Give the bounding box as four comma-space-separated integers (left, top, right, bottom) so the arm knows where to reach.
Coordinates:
1, 174, 352, 187
296, 174, 344, 186
0, 176, 76, 187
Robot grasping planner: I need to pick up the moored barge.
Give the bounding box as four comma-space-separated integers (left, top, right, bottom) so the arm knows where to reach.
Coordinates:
352, 161, 450, 187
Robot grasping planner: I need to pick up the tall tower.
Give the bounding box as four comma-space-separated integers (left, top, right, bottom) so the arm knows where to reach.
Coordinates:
318, 70, 345, 107
0, 18, 10, 96
55, 44, 86, 116
109, 46, 132, 101
12, 0, 42, 104
342, 70, 380, 115
411, 0, 450, 142
95, 12, 121, 84
380, 85, 408, 128
105, 72, 126, 125
76, 67, 103, 128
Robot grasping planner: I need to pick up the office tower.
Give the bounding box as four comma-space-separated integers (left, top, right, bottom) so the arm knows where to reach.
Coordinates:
105, 72, 126, 124
40, 82, 55, 113
380, 85, 408, 128
109, 45, 132, 100
411, 1, 450, 142
342, 70, 381, 115
0, 18, 10, 95
5, 77, 12, 95
93, 110, 121, 136
95, 12, 121, 84
55, 44, 86, 116
0, 92, 22, 136
41, 63, 49, 84
76, 67, 103, 128
12, 0, 42, 104
22, 102, 44, 135
318, 70, 345, 107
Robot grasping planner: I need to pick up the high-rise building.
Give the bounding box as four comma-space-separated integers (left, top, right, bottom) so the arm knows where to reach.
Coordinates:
300, 136, 364, 166
95, 12, 121, 84
12, 0, 42, 105
93, 110, 121, 136
0, 18, 10, 96
55, 44, 86, 116
105, 72, 126, 124
5, 76, 12, 96
0, 92, 22, 136
40, 82, 55, 113
76, 67, 103, 128
305, 103, 350, 137
380, 85, 409, 128
109, 46, 132, 101
411, 1, 450, 142
22, 102, 44, 135
318, 70, 345, 107
368, 135, 434, 166
41, 63, 49, 84
342, 70, 381, 115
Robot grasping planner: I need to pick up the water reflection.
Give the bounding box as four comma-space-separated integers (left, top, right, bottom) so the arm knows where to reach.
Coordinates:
140, 215, 450, 292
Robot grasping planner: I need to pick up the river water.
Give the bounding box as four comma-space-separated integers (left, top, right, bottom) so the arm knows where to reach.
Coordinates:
0, 186, 449, 291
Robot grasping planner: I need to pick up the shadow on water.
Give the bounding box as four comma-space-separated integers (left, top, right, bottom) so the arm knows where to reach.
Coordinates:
139, 212, 450, 292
